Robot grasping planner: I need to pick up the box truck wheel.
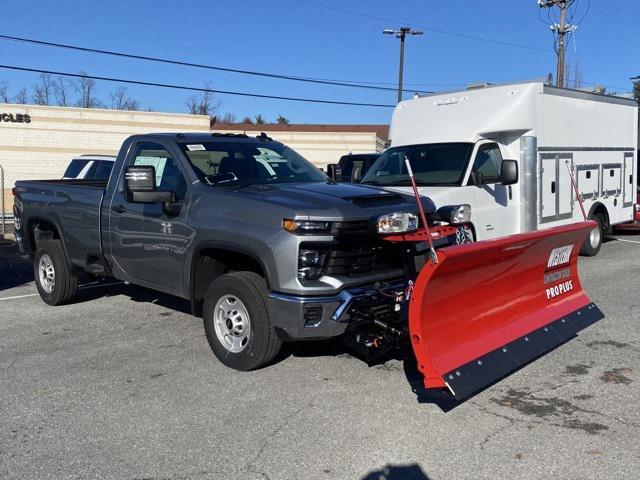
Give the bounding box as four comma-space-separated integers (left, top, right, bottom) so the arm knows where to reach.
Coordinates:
580, 213, 604, 257
203, 271, 282, 371
34, 239, 79, 305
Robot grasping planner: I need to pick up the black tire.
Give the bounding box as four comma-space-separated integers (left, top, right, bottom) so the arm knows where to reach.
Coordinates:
580, 213, 604, 257
203, 271, 282, 371
34, 239, 79, 305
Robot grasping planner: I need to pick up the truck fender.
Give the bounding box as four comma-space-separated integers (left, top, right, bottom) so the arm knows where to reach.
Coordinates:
187, 242, 276, 315
26, 215, 72, 264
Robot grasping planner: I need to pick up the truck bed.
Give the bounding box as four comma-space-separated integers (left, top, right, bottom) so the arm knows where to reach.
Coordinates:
15, 179, 106, 268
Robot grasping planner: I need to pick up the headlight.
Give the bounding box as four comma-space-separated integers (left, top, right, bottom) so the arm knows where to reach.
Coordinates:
283, 219, 332, 234
298, 248, 328, 280
437, 204, 471, 224
377, 212, 418, 234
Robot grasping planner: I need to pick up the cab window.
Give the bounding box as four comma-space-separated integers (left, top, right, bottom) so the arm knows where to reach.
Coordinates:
131, 143, 187, 200
470, 143, 503, 184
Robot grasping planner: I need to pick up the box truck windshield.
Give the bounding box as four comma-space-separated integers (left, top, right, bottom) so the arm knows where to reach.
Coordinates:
361, 142, 473, 186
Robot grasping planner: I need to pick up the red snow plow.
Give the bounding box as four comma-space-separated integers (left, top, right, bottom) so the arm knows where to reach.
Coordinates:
363, 157, 604, 399
396, 221, 603, 399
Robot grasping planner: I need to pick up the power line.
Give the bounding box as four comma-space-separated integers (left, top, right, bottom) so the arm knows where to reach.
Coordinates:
0, 64, 396, 108
295, 0, 553, 53
0, 34, 434, 94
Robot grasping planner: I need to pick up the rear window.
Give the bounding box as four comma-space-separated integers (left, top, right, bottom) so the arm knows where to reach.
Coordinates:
63, 159, 90, 178
90, 161, 114, 180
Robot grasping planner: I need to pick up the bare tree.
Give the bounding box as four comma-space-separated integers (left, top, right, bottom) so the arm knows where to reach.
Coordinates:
14, 87, 29, 104
72, 72, 103, 108
185, 82, 219, 116
32, 73, 54, 105
219, 112, 236, 124
241, 116, 253, 124
0, 82, 10, 103
54, 76, 71, 106
110, 86, 140, 110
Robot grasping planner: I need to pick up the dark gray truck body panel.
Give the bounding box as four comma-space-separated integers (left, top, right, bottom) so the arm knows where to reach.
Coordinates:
14, 133, 436, 340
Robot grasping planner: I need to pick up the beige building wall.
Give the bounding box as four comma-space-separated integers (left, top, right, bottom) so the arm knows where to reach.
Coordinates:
211, 128, 385, 168
0, 103, 210, 215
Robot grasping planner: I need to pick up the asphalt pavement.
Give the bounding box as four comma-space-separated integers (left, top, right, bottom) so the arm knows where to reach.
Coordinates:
1, 231, 639, 480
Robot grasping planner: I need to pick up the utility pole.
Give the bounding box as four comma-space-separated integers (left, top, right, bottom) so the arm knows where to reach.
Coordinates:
538, 0, 577, 88
383, 27, 423, 103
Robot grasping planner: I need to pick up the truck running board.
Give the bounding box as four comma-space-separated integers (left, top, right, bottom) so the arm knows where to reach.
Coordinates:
406, 221, 604, 400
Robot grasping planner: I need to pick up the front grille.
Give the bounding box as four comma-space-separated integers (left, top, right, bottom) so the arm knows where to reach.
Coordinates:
331, 220, 372, 237
324, 240, 404, 277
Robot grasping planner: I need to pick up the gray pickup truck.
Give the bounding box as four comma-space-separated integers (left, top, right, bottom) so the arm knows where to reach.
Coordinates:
13, 132, 471, 371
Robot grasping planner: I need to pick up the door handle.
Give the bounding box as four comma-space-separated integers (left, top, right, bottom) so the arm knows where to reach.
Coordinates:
111, 204, 127, 214
551, 181, 556, 194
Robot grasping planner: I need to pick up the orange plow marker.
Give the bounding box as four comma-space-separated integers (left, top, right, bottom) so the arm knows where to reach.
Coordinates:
406, 221, 604, 399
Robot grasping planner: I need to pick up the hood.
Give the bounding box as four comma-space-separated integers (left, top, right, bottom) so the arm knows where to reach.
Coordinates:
231, 181, 435, 221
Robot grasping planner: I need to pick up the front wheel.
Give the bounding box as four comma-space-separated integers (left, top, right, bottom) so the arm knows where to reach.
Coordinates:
34, 239, 79, 305
203, 271, 282, 371
580, 213, 604, 257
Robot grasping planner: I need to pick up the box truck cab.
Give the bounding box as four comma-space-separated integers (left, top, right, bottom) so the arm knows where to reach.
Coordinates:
361, 81, 639, 255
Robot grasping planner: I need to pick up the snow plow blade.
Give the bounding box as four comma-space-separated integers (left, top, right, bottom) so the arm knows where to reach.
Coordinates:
408, 221, 604, 400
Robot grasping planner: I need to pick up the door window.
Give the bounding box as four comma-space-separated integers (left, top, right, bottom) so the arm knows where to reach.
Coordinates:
131, 143, 187, 199
470, 143, 503, 184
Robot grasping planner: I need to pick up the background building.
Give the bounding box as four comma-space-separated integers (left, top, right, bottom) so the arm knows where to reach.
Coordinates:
212, 123, 389, 167
0, 103, 210, 220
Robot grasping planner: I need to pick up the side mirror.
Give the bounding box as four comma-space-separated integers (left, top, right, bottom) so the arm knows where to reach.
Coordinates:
125, 166, 174, 204
500, 160, 519, 185
351, 165, 363, 183
326, 164, 341, 181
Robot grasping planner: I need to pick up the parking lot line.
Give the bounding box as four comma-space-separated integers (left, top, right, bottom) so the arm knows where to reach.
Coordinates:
0, 282, 123, 302
614, 238, 640, 245
0, 292, 39, 301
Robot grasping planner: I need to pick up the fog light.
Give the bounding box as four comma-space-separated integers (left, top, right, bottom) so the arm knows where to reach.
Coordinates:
377, 212, 418, 234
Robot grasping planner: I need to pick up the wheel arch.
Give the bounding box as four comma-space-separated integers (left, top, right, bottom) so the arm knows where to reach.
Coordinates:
25, 215, 72, 262
587, 202, 610, 233
188, 243, 273, 316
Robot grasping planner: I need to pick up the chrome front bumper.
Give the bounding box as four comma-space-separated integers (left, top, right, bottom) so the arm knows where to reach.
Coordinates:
267, 282, 405, 340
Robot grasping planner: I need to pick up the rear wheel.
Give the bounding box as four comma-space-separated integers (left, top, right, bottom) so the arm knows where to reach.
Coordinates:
580, 213, 604, 257
34, 239, 79, 305
203, 271, 282, 371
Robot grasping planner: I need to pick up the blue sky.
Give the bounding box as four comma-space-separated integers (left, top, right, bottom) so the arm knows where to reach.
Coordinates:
0, 0, 637, 124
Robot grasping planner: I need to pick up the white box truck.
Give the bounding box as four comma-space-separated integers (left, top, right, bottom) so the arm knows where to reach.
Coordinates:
360, 81, 639, 255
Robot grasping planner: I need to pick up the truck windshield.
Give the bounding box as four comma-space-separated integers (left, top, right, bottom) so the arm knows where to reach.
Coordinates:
361, 143, 473, 186
180, 141, 327, 186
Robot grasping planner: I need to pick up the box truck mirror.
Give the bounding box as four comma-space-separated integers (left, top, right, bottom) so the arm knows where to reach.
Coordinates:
500, 160, 519, 186
326, 164, 340, 181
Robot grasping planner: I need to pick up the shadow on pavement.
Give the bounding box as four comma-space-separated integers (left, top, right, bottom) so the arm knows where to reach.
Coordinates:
361, 464, 430, 480
283, 339, 461, 411
0, 242, 33, 292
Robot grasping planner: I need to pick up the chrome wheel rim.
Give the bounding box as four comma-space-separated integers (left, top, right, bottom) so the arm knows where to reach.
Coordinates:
213, 295, 251, 353
589, 224, 601, 249
38, 254, 55, 294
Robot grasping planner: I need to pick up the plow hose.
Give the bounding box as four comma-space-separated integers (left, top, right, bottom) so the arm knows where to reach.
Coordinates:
408, 221, 604, 399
